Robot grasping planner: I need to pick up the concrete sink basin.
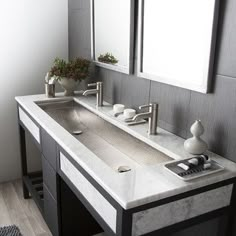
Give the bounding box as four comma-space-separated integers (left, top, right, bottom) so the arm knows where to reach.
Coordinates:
37, 100, 172, 172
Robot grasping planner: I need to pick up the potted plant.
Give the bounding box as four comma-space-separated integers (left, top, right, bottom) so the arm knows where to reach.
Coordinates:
98, 53, 118, 65
50, 57, 90, 96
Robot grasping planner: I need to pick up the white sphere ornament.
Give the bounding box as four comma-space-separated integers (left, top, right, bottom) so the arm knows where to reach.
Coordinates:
184, 120, 208, 155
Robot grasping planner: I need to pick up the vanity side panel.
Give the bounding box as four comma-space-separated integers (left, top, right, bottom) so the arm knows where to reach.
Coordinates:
19, 107, 40, 144
131, 184, 233, 236
59, 152, 117, 233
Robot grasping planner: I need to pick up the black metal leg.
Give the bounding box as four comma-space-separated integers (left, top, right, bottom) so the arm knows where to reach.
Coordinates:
117, 208, 132, 236
226, 184, 236, 236
19, 124, 30, 199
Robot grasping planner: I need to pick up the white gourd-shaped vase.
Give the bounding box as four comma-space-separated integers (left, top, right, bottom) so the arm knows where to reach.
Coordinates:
184, 120, 208, 155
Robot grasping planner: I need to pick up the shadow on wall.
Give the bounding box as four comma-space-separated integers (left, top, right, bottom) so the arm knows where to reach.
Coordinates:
210, 123, 229, 157
172, 106, 187, 138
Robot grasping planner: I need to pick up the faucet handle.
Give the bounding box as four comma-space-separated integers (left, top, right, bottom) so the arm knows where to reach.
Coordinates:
139, 104, 151, 110
87, 82, 97, 87
139, 103, 158, 111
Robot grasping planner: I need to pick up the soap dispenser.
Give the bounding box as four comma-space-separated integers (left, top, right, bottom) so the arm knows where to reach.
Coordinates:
184, 120, 208, 155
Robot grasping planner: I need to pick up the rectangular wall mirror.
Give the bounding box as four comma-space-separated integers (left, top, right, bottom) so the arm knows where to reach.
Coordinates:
137, 0, 220, 93
91, 0, 134, 74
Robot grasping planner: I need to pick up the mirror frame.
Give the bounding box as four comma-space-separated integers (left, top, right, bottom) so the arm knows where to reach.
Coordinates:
137, 0, 220, 93
90, 0, 135, 74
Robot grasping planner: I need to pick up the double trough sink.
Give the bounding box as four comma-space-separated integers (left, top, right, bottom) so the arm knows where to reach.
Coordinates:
37, 100, 172, 173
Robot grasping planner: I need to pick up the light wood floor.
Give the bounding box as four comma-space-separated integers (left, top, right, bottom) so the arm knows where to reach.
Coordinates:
0, 179, 52, 236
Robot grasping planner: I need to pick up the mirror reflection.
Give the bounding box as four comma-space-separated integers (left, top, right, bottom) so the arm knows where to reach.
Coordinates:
138, 0, 219, 93
91, 0, 134, 74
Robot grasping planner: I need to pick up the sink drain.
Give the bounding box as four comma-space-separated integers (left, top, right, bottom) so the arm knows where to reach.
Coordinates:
72, 130, 83, 135
118, 166, 131, 173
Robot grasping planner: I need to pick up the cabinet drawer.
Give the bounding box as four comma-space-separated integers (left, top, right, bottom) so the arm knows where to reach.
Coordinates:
44, 184, 59, 236
19, 107, 40, 144
41, 129, 57, 169
42, 156, 57, 201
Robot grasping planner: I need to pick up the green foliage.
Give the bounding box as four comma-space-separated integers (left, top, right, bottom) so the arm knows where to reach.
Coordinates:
50, 57, 90, 81
98, 53, 118, 65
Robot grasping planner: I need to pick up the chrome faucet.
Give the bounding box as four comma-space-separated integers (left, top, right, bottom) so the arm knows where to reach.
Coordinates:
132, 103, 158, 135
83, 82, 103, 106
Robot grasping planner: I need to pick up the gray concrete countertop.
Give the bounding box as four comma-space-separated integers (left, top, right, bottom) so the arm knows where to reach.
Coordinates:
15, 93, 236, 209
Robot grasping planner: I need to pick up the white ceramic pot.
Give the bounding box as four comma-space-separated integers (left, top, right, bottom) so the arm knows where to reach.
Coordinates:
58, 77, 79, 96
184, 120, 208, 155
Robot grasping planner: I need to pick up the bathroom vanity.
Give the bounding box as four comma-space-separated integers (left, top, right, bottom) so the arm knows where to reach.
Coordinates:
16, 94, 236, 236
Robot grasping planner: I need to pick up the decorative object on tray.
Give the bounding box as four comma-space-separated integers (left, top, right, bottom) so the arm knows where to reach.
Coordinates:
98, 53, 118, 65
165, 155, 224, 181
50, 57, 90, 96
0, 225, 23, 236
184, 120, 208, 155
177, 155, 211, 172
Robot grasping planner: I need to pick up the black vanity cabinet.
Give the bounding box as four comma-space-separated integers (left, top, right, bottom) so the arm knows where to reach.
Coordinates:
17, 104, 236, 236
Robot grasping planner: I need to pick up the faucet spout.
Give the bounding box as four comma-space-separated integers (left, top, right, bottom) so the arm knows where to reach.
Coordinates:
132, 103, 158, 135
132, 112, 151, 122
82, 82, 103, 106
83, 89, 97, 96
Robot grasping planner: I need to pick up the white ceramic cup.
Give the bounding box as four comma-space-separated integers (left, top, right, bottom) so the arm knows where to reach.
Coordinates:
113, 104, 125, 114
124, 109, 136, 119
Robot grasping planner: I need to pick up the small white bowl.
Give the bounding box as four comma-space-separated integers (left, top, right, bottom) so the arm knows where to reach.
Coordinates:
124, 109, 136, 119
113, 104, 125, 114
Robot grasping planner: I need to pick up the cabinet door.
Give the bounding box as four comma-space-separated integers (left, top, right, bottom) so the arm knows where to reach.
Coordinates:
44, 184, 60, 236
42, 155, 57, 201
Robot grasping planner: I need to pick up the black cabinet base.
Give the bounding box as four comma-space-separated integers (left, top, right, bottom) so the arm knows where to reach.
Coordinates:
60, 177, 103, 236
17, 109, 236, 236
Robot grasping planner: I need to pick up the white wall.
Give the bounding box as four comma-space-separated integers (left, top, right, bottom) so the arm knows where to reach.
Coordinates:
0, 0, 68, 182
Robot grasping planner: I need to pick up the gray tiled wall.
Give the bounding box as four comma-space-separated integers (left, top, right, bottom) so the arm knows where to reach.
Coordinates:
68, 1, 236, 235
69, 0, 236, 165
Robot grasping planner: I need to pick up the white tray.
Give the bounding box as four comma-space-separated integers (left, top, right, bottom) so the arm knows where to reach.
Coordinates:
165, 159, 224, 181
